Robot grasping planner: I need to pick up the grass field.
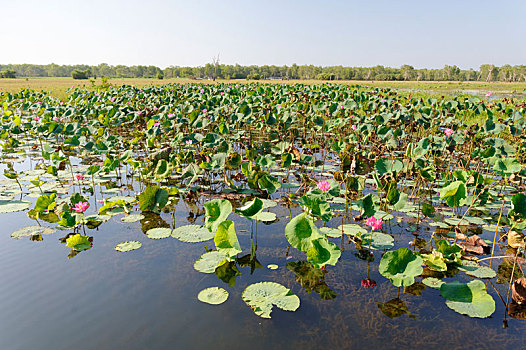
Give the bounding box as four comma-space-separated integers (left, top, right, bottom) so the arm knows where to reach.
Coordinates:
1, 77, 525, 100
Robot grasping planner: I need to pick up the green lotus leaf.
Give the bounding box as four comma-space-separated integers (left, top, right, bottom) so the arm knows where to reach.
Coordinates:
421, 251, 447, 271
436, 240, 462, 264
235, 197, 263, 219
145, 227, 172, 239
139, 185, 168, 213
422, 277, 445, 289
493, 157, 521, 175
306, 237, 341, 268
11, 225, 55, 239
319, 227, 342, 238
440, 280, 495, 318
360, 232, 394, 250
375, 158, 403, 176
214, 220, 242, 258
115, 240, 142, 252
204, 199, 232, 233
34, 193, 57, 212
252, 211, 277, 222
120, 214, 145, 223
458, 261, 496, 279
257, 173, 281, 194
171, 224, 214, 243
107, 196, 136, 203
66, 234, 91, 251
0, 200, 32, 213
242, 282, 300, 319
439, 181, 467, 207
194, 251, 228, 273
198, 287, 229, 305
337, 224, 367, 237
260, 199, 278, 209
285, 213, 321, 252
379, 247, 423, 287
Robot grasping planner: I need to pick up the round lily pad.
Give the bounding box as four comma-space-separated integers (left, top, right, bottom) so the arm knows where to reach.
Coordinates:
267, 264, 278, 270
11, 225, 56, 239
242, 281, 300, 319
194, 251, 228, 273
458, 261, 497, 279
440, 280, 495, 318
197, 287, 229, 305
145, 227, 172, 239
422, 277, 445, 289
171, 224, 214, 243
0, 200, 32, 213
337, 224, 367, 237
319, 227, 342, 238
115, 240, 142, 252
121, 214, 145, 223
260, 199, 278, 209
106, 195, 136, 203
253, 211, 277, 222
361, 232, 394, 250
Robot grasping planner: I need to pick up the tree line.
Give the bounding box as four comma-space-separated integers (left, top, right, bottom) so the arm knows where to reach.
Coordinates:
1, 63, 525, 82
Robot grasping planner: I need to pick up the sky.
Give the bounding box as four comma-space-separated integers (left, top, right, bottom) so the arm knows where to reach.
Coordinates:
1, 0, 525, 69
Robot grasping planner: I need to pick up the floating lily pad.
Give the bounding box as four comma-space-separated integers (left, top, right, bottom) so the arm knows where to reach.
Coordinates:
319, 227, 342, 238
422, 277, 445, 289
440, 280, 495, 318
253, 211, 277, 222
260, 199, 278, 209
337, 224, 367, 237
66, 234, 92, 251
106, 195, 136, 203
171, 224, 214, 242
194, 251, 228, 273
267, 264, 278, 270
458, 261, 497, 279
242, 282, 300, 319
145, 227, 172, 239
360, 232, 394, 250
115, 240, 142, 252
11, 225, 55, 239
0, 200, 32, 213
121, 214, 145, 223
198, 287, 229, 305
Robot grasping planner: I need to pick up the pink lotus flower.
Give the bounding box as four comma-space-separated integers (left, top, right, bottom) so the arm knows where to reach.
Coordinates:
154, 122, 160, 127
52, 116, 59, 122
220, 92, 224, 95
351, 125, 357, 130
444, 128, 454, 136
186, 139, 193, 146
361, 278, 377, 289
200, 89, 205, 93
110, 97, 115, 102
73, 201, 89, 213
340, 105, 344, 109
34, 116, 41, 121
75, 174, 84, 181
153, 106, 158, 111
366, 216, 383, 230
97, 199, 104, 204
202, 108, 207, 113
317, 180, 331, 192
486, 92, 492, 97
168, 113, 174, 117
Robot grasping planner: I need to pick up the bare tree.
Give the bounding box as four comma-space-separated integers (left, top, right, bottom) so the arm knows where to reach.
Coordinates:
211, 54, 220, 81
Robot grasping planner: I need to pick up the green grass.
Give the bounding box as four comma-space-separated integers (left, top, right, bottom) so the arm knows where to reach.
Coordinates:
1, 77, 525, 100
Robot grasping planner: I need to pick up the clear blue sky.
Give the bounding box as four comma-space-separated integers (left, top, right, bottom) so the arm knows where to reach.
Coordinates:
1, 0, 524, 69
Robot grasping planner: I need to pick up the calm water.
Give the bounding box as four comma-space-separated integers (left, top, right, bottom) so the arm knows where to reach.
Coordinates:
1, 160, 526, 350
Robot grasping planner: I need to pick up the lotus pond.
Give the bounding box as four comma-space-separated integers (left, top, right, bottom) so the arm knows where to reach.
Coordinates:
1, 83, 526, 349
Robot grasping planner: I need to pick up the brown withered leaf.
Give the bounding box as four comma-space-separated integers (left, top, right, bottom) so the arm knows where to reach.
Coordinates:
459, 234, 490, 255
512, 277, 526, 305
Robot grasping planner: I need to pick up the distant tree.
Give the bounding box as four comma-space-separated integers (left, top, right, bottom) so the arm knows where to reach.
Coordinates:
71, 69, 91, 79
0, 70, 16, 78
157, 72, 164, 80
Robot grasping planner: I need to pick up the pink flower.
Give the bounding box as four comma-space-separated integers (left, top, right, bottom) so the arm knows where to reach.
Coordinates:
317, 180, 331, 192
168, 113, 174, 117
110, 97, 115, 102
340, 105, 344, 109
486, 92, 492, 97
444, 128, 454, 136
351, 125, 357, 130
52, 116, 59, 122
220, 92, 224, 95
153, 106, 158, 111
200, 89, 205, 93
186, 139, 193, 146
34, 116, 41, 121
75, 174, 84, 181
361, 278, 377, 289
366, 216, 383, 230
154, 122, 160, 127
73, 201, 89, 213
97, 199, 104, 204
202, 108, 207, 113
